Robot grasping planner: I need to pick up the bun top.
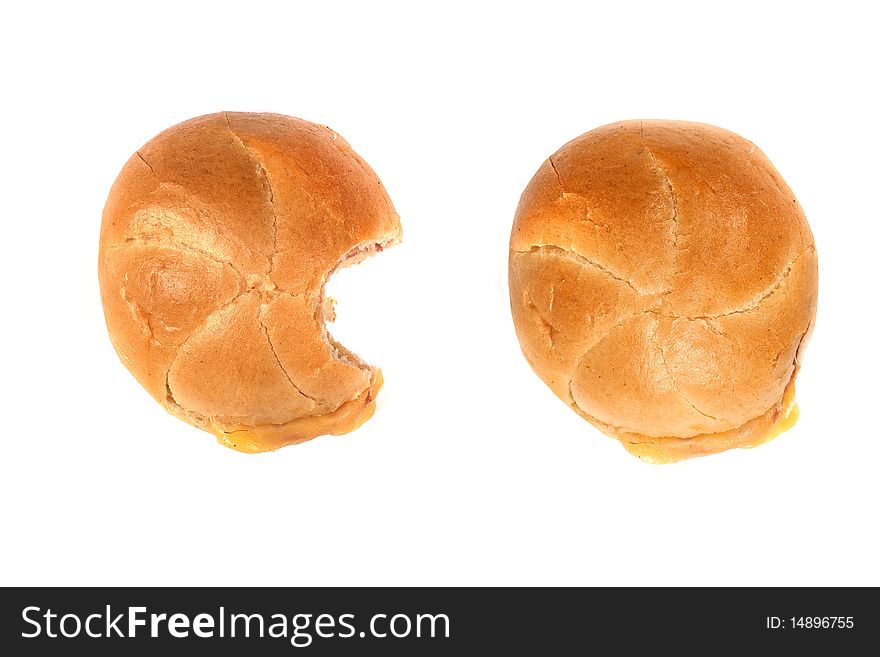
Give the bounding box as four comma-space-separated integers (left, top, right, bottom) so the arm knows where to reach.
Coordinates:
509, 120, 817, 460
99, 112, 400, 451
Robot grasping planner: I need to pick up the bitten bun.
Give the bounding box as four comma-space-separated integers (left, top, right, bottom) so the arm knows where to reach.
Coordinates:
509, 120, 817, 462
99, 112, 401, 452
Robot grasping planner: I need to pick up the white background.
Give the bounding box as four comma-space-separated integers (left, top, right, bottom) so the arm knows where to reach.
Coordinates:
2, 1, 878, 586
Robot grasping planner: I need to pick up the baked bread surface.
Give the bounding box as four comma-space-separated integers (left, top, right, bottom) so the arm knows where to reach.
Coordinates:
99, 112, 401, 451
510, 120, 817, 462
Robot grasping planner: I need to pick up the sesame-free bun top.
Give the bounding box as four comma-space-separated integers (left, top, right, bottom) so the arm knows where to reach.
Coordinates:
509, 120, 817, 462
99, 112, 401, 452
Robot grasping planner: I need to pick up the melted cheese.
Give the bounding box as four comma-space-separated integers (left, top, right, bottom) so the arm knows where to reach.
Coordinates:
759, 381, 799, 446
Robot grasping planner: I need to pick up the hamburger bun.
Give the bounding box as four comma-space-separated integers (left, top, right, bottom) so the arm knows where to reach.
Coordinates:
509, 120, 817, 462
99, 112, 401, 452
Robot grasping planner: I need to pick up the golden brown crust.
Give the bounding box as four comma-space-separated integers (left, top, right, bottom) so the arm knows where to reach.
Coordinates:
509, 120, 817, 462
99, 112, 400, 451
599, 371, 800, 464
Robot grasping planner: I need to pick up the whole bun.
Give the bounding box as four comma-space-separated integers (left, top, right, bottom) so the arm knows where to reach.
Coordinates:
509, 120, 817, 462
99, 112, 401, 452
